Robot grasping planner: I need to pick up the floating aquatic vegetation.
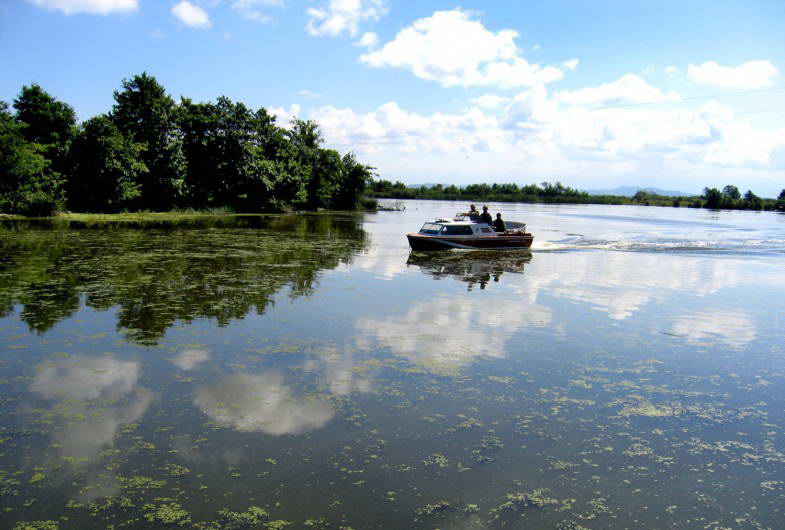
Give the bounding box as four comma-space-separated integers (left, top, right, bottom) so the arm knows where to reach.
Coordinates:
142, 501, 191, 525
414, 500, 451, 517
422, 453, 449, 468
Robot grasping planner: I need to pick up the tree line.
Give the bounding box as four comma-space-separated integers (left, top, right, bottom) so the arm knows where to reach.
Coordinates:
699, 185, 784, 211
368, 179, 785, 211
1, 73, 374, 216
366, 180, 600, 204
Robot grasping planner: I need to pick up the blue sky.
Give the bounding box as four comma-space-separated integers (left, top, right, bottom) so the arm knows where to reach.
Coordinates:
2, 0, 784, 195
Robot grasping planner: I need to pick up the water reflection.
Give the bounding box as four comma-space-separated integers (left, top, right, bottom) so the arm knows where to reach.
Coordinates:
172, 348, 210, 370
30, 356, 152, 462
406, 251, 532, 290
356, 295, 552, 373
0, 214, 367, 345
193, 372, 335, 435
671, 309, 757, 349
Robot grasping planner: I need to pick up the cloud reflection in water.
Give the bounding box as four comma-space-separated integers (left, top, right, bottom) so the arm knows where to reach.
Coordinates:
193, 373, 335, 435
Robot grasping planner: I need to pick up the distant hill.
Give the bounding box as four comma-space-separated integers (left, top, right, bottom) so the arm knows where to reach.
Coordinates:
585, 186, 693, 197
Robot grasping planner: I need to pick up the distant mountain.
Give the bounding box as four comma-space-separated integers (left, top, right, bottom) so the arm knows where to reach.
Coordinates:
585, 186, 694, 197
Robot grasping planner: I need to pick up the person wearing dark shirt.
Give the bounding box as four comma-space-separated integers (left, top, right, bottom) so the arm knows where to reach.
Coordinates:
479, 206, 493, 225
464, 204, 480, 221
492, 212, 506, 232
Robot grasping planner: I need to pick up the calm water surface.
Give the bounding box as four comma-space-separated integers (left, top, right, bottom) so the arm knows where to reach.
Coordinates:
1, 202, 784, 529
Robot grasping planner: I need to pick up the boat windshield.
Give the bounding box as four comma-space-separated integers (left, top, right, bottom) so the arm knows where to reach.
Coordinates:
442, 225, 474, 235
419, 223, 443, 234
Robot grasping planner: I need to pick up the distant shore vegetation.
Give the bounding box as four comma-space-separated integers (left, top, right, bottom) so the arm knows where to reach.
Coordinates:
367, 180, 785, 212
1, 73, 374, 216
3, 74, 783, 218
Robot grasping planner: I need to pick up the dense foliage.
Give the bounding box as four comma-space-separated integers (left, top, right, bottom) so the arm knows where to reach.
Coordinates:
366, 180, 606, 204
0, 74, 374, 215
368, 179, 784, 212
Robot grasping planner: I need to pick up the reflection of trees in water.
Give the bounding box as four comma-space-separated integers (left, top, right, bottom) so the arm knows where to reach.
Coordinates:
0, 215, 367, 344
406, 250, 532, 290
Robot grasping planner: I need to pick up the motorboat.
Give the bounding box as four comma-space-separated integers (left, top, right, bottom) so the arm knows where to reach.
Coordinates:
407, 214, 534, 251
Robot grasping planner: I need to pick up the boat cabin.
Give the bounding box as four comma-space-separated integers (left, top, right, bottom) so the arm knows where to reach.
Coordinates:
418, 221, 496, 236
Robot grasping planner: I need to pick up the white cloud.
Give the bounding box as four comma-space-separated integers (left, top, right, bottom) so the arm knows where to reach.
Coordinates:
556, 73, 679, 106
562, 58, 579, 71
356, 295, 552, 373
687, 60, 778, 89
357, 31, 379, 48
672, 310, 757, 349
471, 94, 512, 110
194, 373, 335, 434
27, 0, 137, 15
307, 0, 388, 38
297, 90, 322, 99
232, 0, 282, 23
360, 9, 564, 88
172, 1, 211, 29
172, 348, 209, 370
288, 75, 785, 181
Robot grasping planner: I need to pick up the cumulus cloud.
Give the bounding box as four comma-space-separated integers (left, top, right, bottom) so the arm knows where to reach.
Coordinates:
27, 0, 137, 15
31, 356, 153, 462
32, 355, 140, 400
360, 9, 564, 88
172, 1, 211, 29
232, 0, 282, 23
26, 0, 138, 14
297, 90, 322, 99
288, 74, 785, 180
471, 94, 512, 110
307, 0, 388, 37
672, 310, 757, 349
687, 60, 778, 89
172, 348, 209, 370
555, 73, 680, 106
562, 58, 579, 71
194, 373, 335, 435
355, 295, 552, 373
357, 31, 379, 48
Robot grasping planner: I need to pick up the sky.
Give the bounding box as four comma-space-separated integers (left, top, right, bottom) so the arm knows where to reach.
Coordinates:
1, 0, 784, 196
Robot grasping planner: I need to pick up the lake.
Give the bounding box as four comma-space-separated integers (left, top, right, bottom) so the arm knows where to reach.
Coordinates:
1, 201, 784, 529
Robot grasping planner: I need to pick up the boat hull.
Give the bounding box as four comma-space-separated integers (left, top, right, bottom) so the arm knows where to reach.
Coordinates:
407, 233, 534, 251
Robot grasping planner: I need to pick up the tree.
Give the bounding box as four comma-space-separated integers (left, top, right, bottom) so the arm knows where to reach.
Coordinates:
742, 189, 763, 210
777, 189, 785, 211
179, 97, 306, 211
702, 187, 722, 209
12, 84, 76, 182
13, 84, 76, 147
1, 101, 64, 216
722, 185, 741, 200
331, 152, 374, 209
111, 73, 184, 209
66, 115, 147, 212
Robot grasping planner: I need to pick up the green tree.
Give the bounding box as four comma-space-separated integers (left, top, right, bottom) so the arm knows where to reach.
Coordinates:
13, 84, 76, 147
179, 97, 305, 211
742, 189, 763, 210
111, 72, 184, 209
777, 189, 785, 211
702, 187, 722, 209
0, 102, 63, 215
331, 152, 374, 209
722, 185, 741, 200
66, 115, 147, 212
287, 119, 326, 208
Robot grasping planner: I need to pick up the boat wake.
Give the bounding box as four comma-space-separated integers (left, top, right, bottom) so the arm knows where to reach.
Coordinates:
533, 235, 785, 255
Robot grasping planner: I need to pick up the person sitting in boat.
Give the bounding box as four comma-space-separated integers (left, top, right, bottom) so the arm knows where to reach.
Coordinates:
492, 212, 506, 233
479, 206, 493, 225
464, 204, 480, 221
